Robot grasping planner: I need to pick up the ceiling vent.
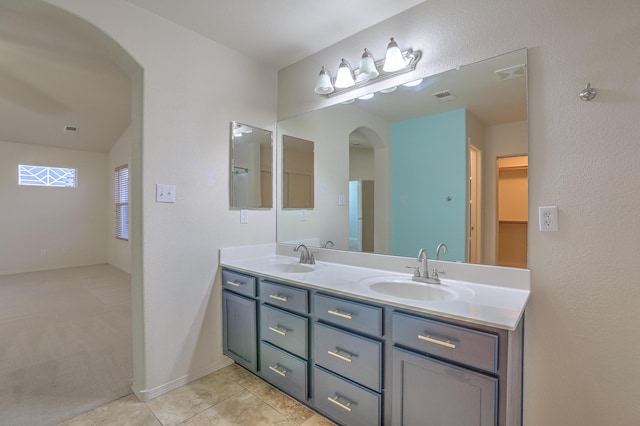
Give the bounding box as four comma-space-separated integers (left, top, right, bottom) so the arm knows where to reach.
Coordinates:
63, 125, 78, 134
432, 90, 456, 102
495, 64, 526, 80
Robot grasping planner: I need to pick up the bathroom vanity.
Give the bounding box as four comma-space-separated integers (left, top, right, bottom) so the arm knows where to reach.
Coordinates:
220, 244, 529, 426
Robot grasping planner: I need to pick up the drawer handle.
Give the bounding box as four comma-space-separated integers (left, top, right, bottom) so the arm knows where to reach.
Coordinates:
328, 309, 353, 320
269, 294, 288, 302
226, 280, 243, 287
327, 395, 352, 412
268, 326, 288, 336
268, 364, 287, 377
418, 334, 456, 349
327, 349, 353, 363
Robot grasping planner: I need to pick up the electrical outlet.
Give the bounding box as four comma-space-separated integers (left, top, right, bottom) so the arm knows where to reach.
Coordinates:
240, 209, 248, 224
539, 206, 558, 231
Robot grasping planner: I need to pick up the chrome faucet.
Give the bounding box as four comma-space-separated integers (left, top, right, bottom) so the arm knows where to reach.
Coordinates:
294, 244, 315, 265
322, 240, 334, 248
412, 248, 441, 284
417, 248, 430, 279
436, 243, 449, 260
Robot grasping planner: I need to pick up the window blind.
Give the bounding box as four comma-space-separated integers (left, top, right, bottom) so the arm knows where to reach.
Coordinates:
115, 164, 129, 240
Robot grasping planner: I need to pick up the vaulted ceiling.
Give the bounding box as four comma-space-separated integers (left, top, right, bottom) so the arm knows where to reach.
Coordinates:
0, 0, 424, 153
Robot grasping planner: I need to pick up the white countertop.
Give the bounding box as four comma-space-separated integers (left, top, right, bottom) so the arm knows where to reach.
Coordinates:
220, 244, 530, 331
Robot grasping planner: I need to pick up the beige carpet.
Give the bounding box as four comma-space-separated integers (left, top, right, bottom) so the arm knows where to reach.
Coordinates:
0, 264, 133, 426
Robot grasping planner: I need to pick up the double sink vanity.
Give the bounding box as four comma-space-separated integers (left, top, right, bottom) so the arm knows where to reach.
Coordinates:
220, 243, 529, 426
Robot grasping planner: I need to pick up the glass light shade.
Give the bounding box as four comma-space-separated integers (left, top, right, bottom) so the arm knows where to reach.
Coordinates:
314, 66, 334, 94
383, 37, 407, 72
334, 59, 355, 89
356, 48, 379, 82
358, 93, 375, 100
403, 78, 423, 87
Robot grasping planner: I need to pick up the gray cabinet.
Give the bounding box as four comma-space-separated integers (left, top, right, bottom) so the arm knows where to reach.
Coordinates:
222, 289, 257, 372
392, 347, 497, 426
220, 268, 524, 426
258, 279, 310, 401
312, 293, 384, 425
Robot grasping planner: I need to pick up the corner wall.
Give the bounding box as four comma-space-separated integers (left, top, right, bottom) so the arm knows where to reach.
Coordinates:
0, 141, 108, 275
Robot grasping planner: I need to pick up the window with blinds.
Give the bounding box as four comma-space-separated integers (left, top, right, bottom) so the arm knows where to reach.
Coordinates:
115, 164, 129, 241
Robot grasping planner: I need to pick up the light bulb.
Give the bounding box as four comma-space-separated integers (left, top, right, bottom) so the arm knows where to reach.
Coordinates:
314, 66, 334, 94
383, 37, 407, 72
334, 59, 355, 89
356, 48, 379, 82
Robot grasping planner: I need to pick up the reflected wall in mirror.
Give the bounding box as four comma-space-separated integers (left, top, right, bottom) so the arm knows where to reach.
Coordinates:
229, 121, 273, 209
277, 49, 528, 267
282, 135, 314, 209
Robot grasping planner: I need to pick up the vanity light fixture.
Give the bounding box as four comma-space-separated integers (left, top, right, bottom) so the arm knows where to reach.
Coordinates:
314, 37, 421, 97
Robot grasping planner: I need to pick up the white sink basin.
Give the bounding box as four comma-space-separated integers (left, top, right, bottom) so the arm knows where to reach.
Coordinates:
360, 276, 462, 302
266, 260, 316, 274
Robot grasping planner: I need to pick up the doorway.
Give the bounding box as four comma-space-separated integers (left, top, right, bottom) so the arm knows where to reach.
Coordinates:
348, 180, 375, 252
496, 155, 528, 268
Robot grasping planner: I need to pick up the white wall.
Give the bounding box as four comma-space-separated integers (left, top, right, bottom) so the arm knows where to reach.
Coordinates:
278, 1, 640, 424
0, 140, 108, 275
45, 0, 278, 400
108, 125, 132, 273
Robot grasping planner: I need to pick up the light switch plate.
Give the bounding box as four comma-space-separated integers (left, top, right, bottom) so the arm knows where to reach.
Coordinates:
240, 209, 248, 224
156, 184, 176, 203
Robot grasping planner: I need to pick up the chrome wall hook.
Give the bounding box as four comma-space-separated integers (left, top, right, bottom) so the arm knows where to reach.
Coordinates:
579, 83, 597, 101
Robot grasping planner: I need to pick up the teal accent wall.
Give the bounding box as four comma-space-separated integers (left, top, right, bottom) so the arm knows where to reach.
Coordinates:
390, 109, 467, 261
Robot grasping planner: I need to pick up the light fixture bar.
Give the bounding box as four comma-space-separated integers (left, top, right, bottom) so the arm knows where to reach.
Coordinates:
321, 49, 421, 98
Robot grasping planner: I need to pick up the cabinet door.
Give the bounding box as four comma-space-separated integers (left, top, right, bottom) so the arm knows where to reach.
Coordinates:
223, 290, 257, 372
392, 347, 497, 426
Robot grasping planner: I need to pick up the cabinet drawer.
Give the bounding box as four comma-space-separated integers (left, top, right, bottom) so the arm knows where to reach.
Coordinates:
313, 366, 381, 426
260, 280, 308, 314
260, 304, 308, 359
260, 341, 307, 402
313, 322, 382, 392
393, 312, 498, 373
314, 293, 383, 337
222, 269, 256, 298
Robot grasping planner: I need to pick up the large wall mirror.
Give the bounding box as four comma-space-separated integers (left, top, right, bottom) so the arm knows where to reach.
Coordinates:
276, 49, 528, 267
230, 121, 273, 209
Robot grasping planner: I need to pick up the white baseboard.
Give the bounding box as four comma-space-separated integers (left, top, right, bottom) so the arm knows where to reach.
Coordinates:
131, 357, 234, 402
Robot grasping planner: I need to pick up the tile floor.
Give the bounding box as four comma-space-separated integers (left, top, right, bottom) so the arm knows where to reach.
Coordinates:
59, 363, 335, 426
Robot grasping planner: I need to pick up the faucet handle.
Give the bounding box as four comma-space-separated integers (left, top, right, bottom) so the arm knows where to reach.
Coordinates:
406, 266, 421, 277
431, 268, 446, 279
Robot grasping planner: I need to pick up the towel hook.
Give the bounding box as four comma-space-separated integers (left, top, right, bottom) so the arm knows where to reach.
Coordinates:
579, 83, 597, 101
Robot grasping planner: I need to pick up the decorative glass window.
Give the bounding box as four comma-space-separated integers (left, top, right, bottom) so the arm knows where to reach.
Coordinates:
18, 164, 77, 187
115, 165, 129, 241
